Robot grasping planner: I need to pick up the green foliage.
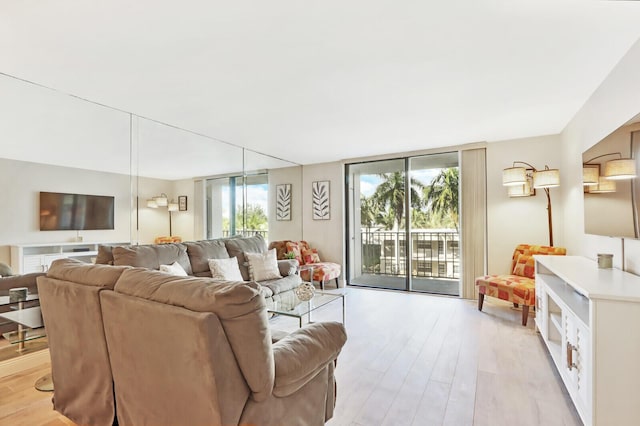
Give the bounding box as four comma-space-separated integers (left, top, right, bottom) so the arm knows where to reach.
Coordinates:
359, 167, 459, 231
371, 171, 424, 230
222, 203, 268, 232
423, 168, 459, 230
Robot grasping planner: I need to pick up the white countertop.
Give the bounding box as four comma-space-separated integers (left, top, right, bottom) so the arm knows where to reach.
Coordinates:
535, 255, 640, 303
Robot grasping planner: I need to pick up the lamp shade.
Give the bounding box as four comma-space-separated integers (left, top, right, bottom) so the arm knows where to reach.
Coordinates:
508, 180, 532, 197
604, 159, 636, 180
168, 201, 179, 212
155, 194, 168, 206
502, 167, 527, 186
533, 169, 560, 188
147, 199, 158, 208
582, 165, 599, 186
589, 176, 616, 193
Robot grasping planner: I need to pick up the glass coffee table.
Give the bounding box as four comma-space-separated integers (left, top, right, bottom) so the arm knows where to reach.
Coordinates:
0, 293, 52, 391
269, 290, 345, 328
0, 293, 45, 352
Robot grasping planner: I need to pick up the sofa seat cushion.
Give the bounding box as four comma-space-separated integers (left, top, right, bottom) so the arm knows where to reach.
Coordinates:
260, 274, 302, 296
112, 243, 192, 275
475, 274, 535, 306
185, 240, 230, 275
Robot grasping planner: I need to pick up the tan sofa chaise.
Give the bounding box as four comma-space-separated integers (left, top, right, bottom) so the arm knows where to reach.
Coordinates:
95, 234, 302, 310
38, 258, 347, 426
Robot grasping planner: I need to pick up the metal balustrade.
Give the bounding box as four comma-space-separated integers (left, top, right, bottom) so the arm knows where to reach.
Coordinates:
360, 230, 460, 279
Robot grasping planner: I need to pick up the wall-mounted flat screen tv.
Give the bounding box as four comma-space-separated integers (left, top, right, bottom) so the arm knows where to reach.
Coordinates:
40, 191, 115, 231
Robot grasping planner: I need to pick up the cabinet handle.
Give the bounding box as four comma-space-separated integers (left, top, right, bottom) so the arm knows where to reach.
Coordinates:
566, 342, 577, 371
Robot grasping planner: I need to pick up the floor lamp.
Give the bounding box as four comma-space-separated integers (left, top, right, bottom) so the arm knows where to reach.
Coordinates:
503, 161, 560, 246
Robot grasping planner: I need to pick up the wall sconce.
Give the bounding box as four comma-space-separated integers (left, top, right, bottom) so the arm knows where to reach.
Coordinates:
503, 161, 560, 246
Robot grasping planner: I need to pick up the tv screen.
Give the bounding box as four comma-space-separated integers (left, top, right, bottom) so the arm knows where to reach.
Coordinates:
40, 192, 115, 231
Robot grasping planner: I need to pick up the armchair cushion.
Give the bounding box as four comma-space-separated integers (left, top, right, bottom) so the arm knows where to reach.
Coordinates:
272, 321, 347, 397
475, 274, 535, 306
512, 253, 535, 278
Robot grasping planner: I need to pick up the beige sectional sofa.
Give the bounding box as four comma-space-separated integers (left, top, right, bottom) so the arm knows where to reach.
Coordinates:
38, 258, 347, 426
95, 235, 302, 310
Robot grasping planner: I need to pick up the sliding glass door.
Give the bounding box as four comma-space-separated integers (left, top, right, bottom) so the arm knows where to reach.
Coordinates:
346, 152, 460, 295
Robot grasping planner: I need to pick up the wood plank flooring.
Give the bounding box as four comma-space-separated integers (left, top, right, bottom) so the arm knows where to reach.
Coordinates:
0, 287, 581, 425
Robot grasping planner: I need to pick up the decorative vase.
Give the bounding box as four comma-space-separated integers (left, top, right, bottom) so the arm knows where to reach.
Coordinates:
295, 282, 315, 301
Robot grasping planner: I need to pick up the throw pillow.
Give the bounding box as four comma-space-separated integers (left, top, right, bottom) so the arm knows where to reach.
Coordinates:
208, 257, 244, 281
159, 261, 188, 277
302, 248, 321, 264
285, 241, 304, 265
245, 249, 282, 281
512, 254, 535, 279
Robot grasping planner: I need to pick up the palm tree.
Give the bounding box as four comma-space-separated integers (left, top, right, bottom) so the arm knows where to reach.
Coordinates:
372, 172, 423, 230
423, 168, 459, 230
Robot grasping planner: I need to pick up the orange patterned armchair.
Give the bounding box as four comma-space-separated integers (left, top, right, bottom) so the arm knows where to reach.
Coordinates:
475, 244, 566, 326
268, 240, 341, 290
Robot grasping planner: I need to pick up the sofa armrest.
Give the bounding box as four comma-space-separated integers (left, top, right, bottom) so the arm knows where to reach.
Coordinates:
277, 259, 298, 277
0, 272, 44, 294
272, 321, 347, 397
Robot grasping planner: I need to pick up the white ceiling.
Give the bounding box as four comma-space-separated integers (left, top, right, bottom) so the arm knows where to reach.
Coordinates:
2, 0, 640, 171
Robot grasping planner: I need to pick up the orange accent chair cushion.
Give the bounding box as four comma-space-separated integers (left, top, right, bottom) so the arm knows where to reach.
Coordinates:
475, 244, 566, 325
269, 240, 341, 289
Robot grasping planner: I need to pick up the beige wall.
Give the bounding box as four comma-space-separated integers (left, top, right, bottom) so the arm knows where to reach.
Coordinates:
486, 135, 563, 273
268, 166, 303, 242
0, 158, 132, 266
301, 162, 345, 285
561, 37, 640, 273
0, 158, 178, 267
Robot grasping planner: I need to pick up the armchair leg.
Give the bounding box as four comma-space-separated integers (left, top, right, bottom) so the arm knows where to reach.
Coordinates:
478, 293, 484, 311
522, 305, 529, 326
335, 278, 339, 288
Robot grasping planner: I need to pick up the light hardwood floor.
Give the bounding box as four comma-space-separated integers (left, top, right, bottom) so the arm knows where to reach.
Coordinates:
0, 287, 581, 426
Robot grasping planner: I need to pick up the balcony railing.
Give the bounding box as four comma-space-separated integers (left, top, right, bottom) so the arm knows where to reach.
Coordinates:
360, 230, 459, 279
222, 230, 268, 239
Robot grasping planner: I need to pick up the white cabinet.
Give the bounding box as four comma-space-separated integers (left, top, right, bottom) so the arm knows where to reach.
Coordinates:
535, 256, 640, 426
11, 242, 128, 273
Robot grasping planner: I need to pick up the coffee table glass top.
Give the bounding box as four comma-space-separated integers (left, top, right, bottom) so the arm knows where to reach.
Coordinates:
269, 291, 344, 318
0, 293, 39, 307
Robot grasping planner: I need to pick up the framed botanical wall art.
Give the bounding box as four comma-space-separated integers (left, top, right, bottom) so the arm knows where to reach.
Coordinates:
312, 180, 330, 220
276, 184, 292, 221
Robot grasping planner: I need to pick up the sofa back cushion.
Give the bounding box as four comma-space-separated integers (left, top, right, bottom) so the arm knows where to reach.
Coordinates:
185, 240, 230, 276
37, 258, 129, 426
113, 268, 275, 402
112, 243, 193, 275
224, 235, 268, 281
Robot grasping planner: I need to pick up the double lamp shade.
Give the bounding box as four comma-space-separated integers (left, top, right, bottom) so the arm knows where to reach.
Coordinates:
147, 193, 179, 211
582, 156, 636, 194
503, 166, 560, 197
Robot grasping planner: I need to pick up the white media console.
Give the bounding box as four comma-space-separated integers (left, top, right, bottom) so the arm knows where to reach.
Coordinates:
535, 255, 640, 426
10, 242, 128, 274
